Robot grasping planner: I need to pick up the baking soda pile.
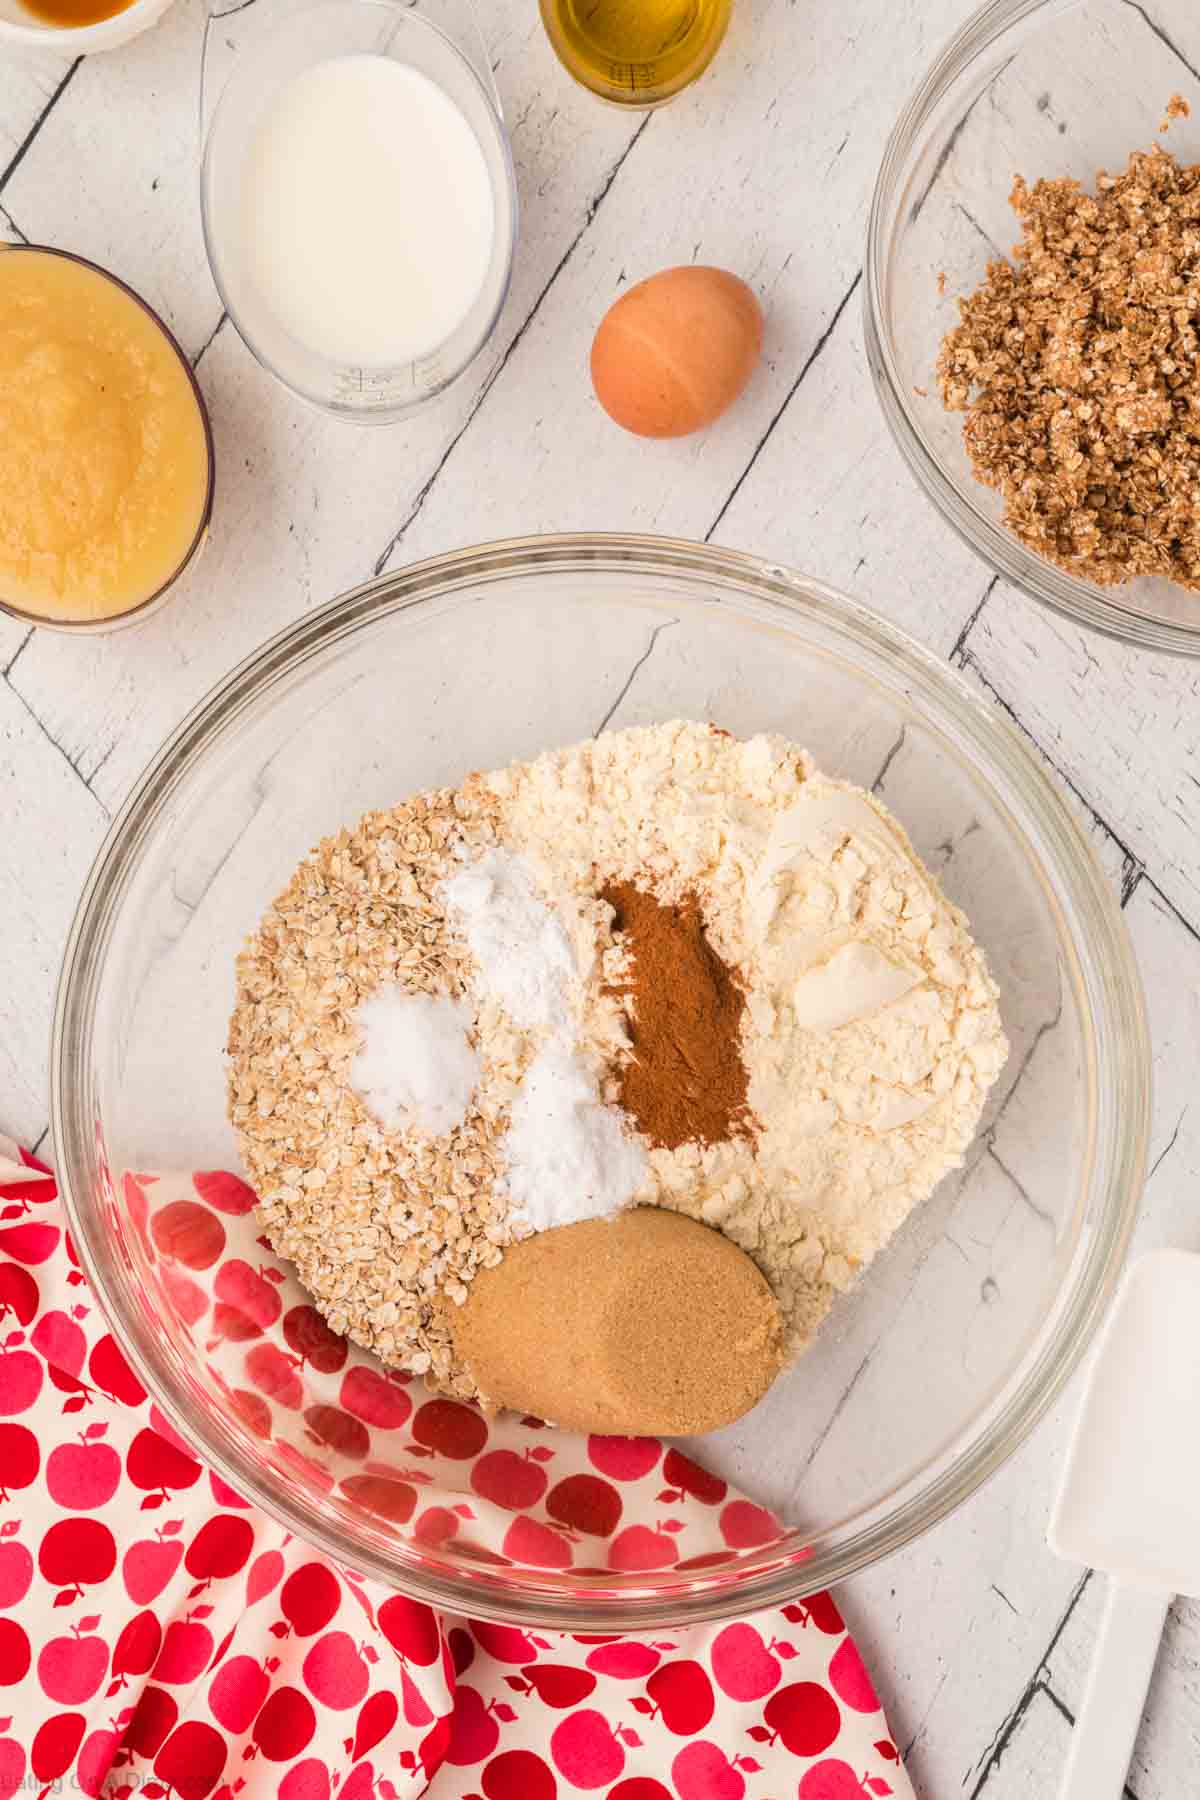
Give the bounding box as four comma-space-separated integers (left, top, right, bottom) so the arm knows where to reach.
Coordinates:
227, 722, 1008, 1399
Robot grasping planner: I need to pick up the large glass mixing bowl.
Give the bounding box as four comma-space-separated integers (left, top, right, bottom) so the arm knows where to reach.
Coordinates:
866, 0, 1200, 655
52, 536, 1149, 1628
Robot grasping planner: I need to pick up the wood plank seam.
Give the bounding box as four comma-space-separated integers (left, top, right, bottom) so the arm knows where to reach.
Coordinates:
0, 58, 83, 200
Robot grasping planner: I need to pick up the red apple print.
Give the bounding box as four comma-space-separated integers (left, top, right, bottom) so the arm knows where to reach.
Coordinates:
585, 1642, 660, 1679
185, 1515, 255, 1582
607, 1525, 678, 1571
610, 1784, 673, 1800
483, 1748, 557, 1800
804, 1592, 845, 1635
671, 1741, 746, 1800
550, 1709, 623, 1788
587, 1435, 660, 1480
246, 1548, 284, 1607
279, 1759, 330, 1800
378, 1594, 441, 1665
0, 1539, 33, 1609
87, 1334, 147, 1406
245, 1343, 303, 1410
0, 1348, 42, 1415
0, 1421, 39, 1496
0, 1222, 58, 1264
154, 1720, 228, 1799
710, 1622, 781, 1701
194, 1171, 256, 1215
151, 1405, 197, 1456
128, 1687, 179, 1758
126, 1427, 202, 1499
152, 1201, 225, 1270
718, 1500, 779, 1548
646, 1660, 715, 1735
546, 1473, 622, 1537
798, 1762, 869, 1800
414, 1505, 460, 1547
828, 1636, 880, 1713
46, 1436, 122, 1510
0, 1265, 38, 1326
39, 1518, 116, 1593
76, 1728, 118, 1798
209, 1655, 270, 1733
123, 1530, 184, 1604
470, 1621, 537, 1664
340, 1473, 416, 1523
412, 1398, 488, 1459
283, 1307, 349, 1376
338, 1363, 407, 1425
231, 1389, 272, 1439
154, 1617, 216, 1685
209, 1472, 251, 1509
162, 1268, 209, 1327
420, 1714, 452, 1776
304, 1404, 369, 1461
502, 1515, 573, 1568
38, 1626, 108, 1702
31, 1713, 83, 1782
252, 1687, 317, 1761
471, 1449, 549, 1510
215, 1260, 282, 1331
764, 1682, 841, 1757
0, 1618, 30, 1685
302, 1630, 369, 1709
212, 1304, 262, 1345
353, 1689, 399, 1759
521, 1664, 597, 1708
31, 1309, 86, 1376
662, 1448, 727, 1506
400, 1668, 432, 1727
282, 1756, 332, 1800
340, 1761, 376, 1800
281, 1562, 342, 1637
112, 1610, 162, 1680
446, 1685, 500, 1766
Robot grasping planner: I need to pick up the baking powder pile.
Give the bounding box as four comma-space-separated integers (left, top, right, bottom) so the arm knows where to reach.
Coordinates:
228, 721, 1008, 1392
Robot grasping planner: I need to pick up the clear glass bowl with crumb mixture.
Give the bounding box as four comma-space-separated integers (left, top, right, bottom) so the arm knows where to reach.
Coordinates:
866, 0, 1200, 656
52, 536, 1148, 1628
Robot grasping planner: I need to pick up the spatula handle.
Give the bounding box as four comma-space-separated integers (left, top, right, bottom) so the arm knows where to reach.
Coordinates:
1058, 1580, 1169, 1800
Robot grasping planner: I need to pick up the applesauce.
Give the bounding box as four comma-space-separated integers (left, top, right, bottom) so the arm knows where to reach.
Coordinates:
0, 247, 212, 628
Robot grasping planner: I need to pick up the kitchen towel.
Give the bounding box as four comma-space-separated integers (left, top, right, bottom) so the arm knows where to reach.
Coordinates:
0, 1135, 911, 1800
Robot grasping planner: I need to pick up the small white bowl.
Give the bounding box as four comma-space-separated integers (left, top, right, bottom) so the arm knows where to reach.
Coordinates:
0, 0, 176, 54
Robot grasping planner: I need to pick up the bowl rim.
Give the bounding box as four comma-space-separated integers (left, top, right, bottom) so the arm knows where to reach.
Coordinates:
51, 533, 1151, 1627
864, 0, 1200, 659
0, 244, 215, 635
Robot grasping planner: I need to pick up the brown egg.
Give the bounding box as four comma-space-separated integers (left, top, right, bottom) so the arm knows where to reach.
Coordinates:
591, 265, 763, 439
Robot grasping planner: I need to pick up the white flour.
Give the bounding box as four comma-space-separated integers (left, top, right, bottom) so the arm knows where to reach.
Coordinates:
492, 722, 1009, 1354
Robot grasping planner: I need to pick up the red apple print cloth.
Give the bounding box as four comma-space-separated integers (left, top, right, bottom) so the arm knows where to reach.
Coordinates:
0, 1136, 912, 1800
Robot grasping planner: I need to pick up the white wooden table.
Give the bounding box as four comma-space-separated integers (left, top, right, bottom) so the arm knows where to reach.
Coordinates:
3, 0, 1199, 1791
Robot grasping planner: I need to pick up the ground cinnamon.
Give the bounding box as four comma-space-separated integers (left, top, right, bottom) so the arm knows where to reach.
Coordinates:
601, 880, 754, 1150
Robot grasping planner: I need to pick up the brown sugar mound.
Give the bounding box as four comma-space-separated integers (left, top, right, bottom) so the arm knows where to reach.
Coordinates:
601, 880, 755, 1149
938, 145, 1200, 591
448, 1208, 785, 1435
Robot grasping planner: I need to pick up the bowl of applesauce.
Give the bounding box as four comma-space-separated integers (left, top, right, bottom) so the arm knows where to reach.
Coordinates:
0, 246, 214, 633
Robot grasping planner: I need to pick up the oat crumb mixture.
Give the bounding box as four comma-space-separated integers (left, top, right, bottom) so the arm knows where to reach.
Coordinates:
938, 142, 1200, 590
227, 722, 1008, 1400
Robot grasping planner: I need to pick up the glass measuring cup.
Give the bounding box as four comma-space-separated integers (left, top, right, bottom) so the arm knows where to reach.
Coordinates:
201, 0, 518, 423
539, 0, 732, 108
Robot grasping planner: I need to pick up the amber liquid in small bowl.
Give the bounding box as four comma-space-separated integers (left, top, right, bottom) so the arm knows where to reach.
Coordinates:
18, 0, 134, 23
540, 0, 732, 106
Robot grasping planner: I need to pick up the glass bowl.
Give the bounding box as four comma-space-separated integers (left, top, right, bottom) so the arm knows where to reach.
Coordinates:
866, 0, 1200, 656
52, 535, 1149, 1628
200, 0, 518, 423
0, 245, 214, 636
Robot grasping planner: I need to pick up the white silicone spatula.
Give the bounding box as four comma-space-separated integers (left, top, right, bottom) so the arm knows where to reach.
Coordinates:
1048, 1249, 1200, 1799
